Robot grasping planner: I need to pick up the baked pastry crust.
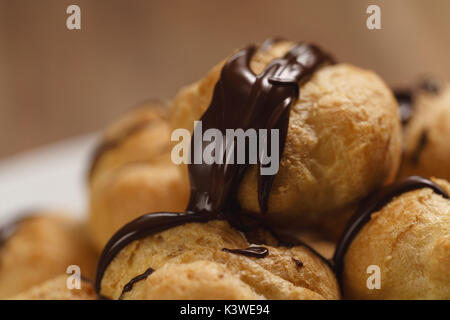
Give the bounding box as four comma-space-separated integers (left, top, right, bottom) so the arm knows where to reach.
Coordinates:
0, 214, 97, 298
170, 40, 402, 235
10, 275, 97, 300
88, 103, 190, 251
99, 220, 339, 300
400, 83, 450, 181
342, 178, 450, 299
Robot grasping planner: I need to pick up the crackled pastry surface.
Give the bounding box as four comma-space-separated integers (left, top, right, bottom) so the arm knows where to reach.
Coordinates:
96, 41, 342, 300
341, 178, 450, 299
0, 214, 98, 299
399, 81, 450, 181
89, 103, 190, 251
170, 40, 402, 233
99, 220, 339, 300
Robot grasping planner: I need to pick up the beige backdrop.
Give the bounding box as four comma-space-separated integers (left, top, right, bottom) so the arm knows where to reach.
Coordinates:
1, 0, 450, 158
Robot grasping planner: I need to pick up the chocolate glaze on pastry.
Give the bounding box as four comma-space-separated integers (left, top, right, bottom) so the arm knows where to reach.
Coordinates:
418, 77, 441, 94
118, 267, 154, 300
332, 176, 449, 283
222, 246, 269, 258
186, 42, 333, 214
395, 78, 441, 126
95, 211, 217, 292
95, 40, 333, 294
395, 90, 415, 125
292, 258, 304, 268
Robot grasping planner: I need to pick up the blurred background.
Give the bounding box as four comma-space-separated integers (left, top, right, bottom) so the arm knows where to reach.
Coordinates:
1, 0, 450, 158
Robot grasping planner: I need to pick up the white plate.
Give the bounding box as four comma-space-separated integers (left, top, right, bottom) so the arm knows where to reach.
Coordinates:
0, 133, 100, 224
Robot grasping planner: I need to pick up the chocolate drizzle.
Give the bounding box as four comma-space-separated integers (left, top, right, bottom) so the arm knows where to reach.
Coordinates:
95, 211, 218, 292
418, 77, 441, 94
292, 258, 303, 268
118, 267, 154, 300
95, 40, 333, 296
332, 176, 449, 283
394, 77, 441, 126
186, 42, 332, 214
0, 220, 18, 248
222, 246, 269, 258
268, 229, 333, 268
395, 90, 414, 125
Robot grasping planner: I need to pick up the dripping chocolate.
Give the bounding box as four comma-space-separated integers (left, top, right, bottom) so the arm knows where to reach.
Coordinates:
94, 40, 333, 294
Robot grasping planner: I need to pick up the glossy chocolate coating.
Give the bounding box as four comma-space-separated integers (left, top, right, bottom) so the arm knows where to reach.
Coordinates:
292, 258, 304, 268
118, 267, 154, 300
95, 40, 333, 295
222, 246, 269, 258
395, 90, 414, 125
186, 42, 332, 214
332, 176, 449, 283
95, 211, 218, 292
394, 77, 441, 126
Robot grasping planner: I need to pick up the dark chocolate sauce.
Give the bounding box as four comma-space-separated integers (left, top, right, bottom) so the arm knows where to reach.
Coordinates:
88, 119, 156, 179
268, 228, 333, 268
222, 246, 269, 258
332, 176, 449, 283
95, 40, 333, 296
395, 90, 414, 125
186, 42, 332, 214
418, 77, 441, 94
292, 258, 303, 268
394, 77, 441, 126
118, 267, 154, 300
95, 211, 218, 292
411, 130, 428, 164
